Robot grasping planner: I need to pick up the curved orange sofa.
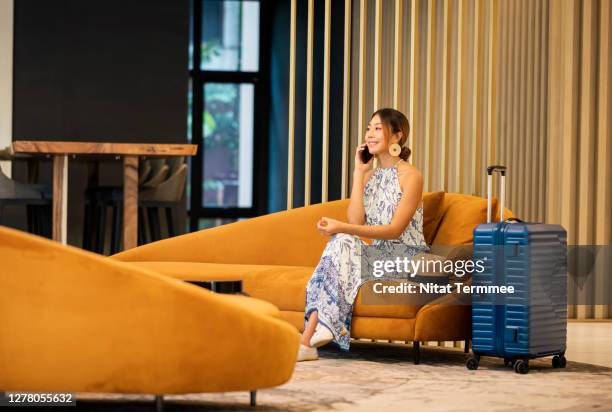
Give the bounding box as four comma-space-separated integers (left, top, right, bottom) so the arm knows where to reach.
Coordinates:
0, 226, 299, 398
113, 192, 514, 363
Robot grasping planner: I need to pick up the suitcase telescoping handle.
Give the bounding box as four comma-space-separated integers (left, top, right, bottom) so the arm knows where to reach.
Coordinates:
486, 165, 507, 223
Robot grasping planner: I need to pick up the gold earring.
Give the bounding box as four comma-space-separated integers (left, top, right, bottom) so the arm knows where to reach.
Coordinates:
389, 143, 401, 156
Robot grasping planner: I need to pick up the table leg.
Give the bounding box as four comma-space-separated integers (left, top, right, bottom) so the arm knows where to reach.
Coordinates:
123, 156, 139, 250
52, 155, 68, 244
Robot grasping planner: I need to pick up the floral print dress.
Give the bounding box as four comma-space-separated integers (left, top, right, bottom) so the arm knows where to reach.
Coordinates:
304, 160, 428, 351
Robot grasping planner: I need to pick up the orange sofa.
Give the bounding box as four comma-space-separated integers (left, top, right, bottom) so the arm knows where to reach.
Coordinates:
113, 192, 513, 364
0, 226, 299, 406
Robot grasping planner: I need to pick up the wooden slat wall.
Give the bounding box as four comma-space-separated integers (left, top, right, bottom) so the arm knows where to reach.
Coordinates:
547, 0, 612, 319
286, 0, 611, 319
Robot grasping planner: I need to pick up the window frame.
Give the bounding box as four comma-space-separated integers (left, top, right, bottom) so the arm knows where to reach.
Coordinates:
189, 0, 270, 231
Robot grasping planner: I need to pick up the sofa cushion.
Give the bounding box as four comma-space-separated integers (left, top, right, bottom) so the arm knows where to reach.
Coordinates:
422, 191, 445, 244
243, 266, 316, 312
248, 268, 443, 319
353, 281, 444, 318
125, 261, 314, 311
218, 294, 281, 318
432, 195, 498, 245
129, 261, 435, 319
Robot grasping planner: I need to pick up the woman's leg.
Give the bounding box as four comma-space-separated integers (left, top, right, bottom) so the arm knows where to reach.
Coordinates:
302, 233, 364, 351
300, 310, 318, 346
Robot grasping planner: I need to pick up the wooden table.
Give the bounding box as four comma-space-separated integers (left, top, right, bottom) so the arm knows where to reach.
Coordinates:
11, 141, 197, 250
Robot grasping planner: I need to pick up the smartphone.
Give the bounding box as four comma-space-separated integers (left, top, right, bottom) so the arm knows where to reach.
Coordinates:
360, 145, 373, 164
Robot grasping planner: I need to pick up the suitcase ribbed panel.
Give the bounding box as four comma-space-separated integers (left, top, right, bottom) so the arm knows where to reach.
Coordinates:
472, 224, 500, 354
524, 226, 567, 356
471, 222, 567, 360
503, 230, 530, 355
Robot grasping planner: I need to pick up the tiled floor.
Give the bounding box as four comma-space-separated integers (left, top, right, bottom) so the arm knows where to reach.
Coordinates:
566, 321, 612, 367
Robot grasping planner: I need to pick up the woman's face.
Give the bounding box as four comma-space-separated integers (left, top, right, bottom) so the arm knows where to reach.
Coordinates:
365, 114, 393, 155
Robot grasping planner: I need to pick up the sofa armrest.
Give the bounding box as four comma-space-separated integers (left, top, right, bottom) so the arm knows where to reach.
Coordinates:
112, 199, 351, 266
414, 291, 471, 341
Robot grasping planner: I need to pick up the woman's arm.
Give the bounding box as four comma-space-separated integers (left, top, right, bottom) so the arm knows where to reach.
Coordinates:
319, 169, 423, 240
346, 143, 374, 225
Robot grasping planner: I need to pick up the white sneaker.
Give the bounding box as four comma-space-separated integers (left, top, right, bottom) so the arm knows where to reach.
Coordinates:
297, 344, 319, 361
310, 324, 334, 348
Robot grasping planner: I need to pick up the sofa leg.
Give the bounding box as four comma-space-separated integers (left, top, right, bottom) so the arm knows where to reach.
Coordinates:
250, 391, 257, 407
155, 395, 164, 412
413, 341, 420, 365
464, 339, 470, 353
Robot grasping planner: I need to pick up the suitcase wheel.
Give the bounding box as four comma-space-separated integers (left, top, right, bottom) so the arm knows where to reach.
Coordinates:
514, 359, 529, 374
503, 358, 515, 367
466, 356, 479, 370
552, 355, 567, 368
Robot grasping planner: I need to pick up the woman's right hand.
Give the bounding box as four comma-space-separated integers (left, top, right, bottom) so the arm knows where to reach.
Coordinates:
354, 142, 373, 173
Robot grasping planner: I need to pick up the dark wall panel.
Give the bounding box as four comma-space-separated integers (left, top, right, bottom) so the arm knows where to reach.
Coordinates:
13, 0, 189, 141
9, 0, 189, 247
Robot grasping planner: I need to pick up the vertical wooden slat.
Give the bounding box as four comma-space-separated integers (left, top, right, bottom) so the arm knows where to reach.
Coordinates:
472, 0, 483, 195
322, 0, 331, 203
487, 0, 498, 170
540, 0, 548, 222
547, 0, 566, 313
498, 0, 508, 177
547, 0, 561, 226
123, 156, 138, 251
577, 0, 597, 319
374, 0, 383, 110
504, 0, 512, 178
358, 0, 367, 144
454, 0, 464, 192
513, 0, 531, 219
424, 0, 436, 190
595, 0, 611, 319
509, 0, 520, 213
52, 155, 68, 244
538, 0, 548, 223
409, 0, 419, 163
561, 0, 580, 246
341, 0, 352, 199
441, 0, 451, 191
287, 0, 297, 209
304, 0, 314, 206
513, 1, 521, 211
521, 1, 537, 221
393, 0, 404, 110
562, 0, 581, 318
531, 0, 541, 222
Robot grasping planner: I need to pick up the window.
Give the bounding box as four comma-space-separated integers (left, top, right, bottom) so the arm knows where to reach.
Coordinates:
188, 0, 268, 231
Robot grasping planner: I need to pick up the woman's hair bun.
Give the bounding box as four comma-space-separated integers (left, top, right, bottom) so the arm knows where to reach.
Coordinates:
399, 146, 411, 161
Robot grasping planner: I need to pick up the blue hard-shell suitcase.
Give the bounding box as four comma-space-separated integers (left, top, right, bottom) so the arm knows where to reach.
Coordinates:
467, 165, 568, 374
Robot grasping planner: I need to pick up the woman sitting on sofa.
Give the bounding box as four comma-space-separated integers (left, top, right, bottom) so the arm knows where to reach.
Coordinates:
298, 108, 429, 362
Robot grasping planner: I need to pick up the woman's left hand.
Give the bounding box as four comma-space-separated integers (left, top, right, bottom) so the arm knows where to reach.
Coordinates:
317, 217, 345, 236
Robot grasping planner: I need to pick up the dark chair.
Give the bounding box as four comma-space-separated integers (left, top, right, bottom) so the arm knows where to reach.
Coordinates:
0, 164, 52, 238
83, 157, 187, 254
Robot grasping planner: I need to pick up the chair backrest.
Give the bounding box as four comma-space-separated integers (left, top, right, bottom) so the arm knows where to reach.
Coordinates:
141, 164, 169, 188
139, 164, 188, 202
0, 146, 13, 160
166, 156, 185, 176
138, 160, 152, 186
0, 168, 44, 200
